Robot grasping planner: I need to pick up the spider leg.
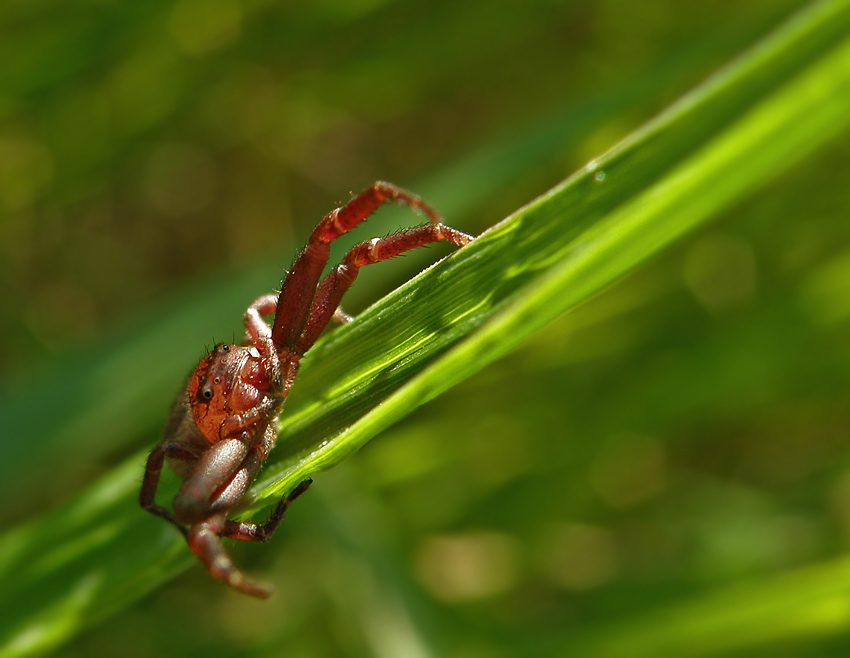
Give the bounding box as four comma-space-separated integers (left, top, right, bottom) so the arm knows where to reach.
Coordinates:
173, 425, 287, 527
172, 437, 251, 525
186, 513, 275, 599
141, 443, 199, 538
271, 181, 468, 355
221, 478, 313, 542
181, 458, 311, 599
170, 427, 310, 599
242, 293, 351, 346
294, 222, 472, 355
240, 293, 277, 346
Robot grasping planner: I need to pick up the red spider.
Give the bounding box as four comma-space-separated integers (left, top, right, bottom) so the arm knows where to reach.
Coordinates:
140, 182, 473, 598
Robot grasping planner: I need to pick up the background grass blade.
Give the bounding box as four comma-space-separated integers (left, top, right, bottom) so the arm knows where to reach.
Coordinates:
1, 2, 850, 656
558, 556, 850, 656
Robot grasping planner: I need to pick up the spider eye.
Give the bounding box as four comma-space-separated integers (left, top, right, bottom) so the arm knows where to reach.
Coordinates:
197, 387, 213, 401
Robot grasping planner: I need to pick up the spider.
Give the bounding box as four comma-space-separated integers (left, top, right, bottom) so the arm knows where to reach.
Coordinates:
140, 182, 473, 598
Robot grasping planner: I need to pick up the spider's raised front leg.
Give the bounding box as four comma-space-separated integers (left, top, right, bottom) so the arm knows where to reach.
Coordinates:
296, 222, 472, 354
270, 181, 473, 359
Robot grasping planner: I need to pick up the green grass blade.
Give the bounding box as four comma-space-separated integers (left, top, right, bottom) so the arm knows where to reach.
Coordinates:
2, 2, 850, 655
558, 556, 850, 656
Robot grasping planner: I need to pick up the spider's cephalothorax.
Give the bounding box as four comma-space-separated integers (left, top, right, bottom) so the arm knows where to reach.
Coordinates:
141, 182, 473, 598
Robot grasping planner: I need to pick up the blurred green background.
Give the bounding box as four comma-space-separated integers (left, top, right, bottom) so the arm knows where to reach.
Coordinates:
3, 0, 850, 656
